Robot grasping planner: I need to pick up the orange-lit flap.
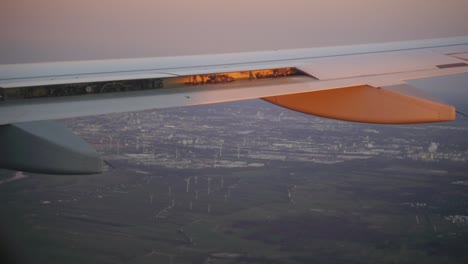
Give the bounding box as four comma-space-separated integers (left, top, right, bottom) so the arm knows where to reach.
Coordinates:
262, 85, 456, 124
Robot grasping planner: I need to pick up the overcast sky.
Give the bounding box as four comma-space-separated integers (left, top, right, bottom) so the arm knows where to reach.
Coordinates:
1, 0, 468, 63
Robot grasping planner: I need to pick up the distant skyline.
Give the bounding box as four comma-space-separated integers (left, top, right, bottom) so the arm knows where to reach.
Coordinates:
1, 0, 468, 63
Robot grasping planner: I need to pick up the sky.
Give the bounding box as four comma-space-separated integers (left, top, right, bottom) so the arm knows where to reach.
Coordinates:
1, 0, 468, 63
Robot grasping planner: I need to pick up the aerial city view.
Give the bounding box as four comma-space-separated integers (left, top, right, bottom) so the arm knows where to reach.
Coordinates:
1, 99, 468, 263
1, 1, 468, 264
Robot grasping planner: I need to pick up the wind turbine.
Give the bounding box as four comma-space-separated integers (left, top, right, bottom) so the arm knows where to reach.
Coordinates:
287, 187, 294, 204
185, 177, 191, 193
108, 135, 113, 151
207, 177, 212, 195
278, 112, 284, 121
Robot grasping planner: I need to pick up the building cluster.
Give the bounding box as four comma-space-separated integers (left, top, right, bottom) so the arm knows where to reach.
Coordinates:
63, 100, 468, 170
445, 215, 468, 225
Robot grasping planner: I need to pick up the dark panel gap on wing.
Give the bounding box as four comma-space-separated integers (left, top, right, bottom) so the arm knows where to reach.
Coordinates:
436, 63, 468, 69
0, 67, 312, 102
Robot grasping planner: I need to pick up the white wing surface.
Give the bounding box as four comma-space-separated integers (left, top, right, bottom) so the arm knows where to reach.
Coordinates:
1, 37, 468, 174
1, 36, 468, 125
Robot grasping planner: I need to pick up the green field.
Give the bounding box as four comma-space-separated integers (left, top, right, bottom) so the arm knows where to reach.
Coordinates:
1, 157, 468, 264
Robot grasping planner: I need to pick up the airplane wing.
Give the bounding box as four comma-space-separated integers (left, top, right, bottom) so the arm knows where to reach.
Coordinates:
1, 36, 468, 174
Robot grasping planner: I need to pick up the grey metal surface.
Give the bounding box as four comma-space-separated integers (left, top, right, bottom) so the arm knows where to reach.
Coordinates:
1, 37, 467, 88
0, 121, 101, 174
452, 53, 468, 61
297, 49, 462, 80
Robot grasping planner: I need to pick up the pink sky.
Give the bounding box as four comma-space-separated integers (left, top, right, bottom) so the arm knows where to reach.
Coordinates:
1, 0, 468, 63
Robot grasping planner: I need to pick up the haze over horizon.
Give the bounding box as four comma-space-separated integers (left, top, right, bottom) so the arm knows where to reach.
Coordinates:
1, 0, 468, 63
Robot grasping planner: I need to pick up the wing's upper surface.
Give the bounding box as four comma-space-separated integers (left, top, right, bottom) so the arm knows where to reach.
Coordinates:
1, 36, 468, 125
